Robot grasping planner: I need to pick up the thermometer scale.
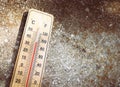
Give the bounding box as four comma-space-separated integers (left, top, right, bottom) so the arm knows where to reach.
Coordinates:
10, 9, 54, 87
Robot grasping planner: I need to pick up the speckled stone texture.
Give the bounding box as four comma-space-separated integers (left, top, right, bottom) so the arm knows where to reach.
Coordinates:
0, 0, 120, 87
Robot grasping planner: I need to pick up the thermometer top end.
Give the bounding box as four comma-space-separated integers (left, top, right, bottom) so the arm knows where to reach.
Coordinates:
29, 8, 54, 19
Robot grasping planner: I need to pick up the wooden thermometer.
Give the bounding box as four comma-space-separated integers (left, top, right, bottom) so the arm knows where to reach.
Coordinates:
10, 9, 54, 87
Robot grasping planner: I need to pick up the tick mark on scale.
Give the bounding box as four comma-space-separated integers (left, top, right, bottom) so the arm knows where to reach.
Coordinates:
44, 24, 47, 27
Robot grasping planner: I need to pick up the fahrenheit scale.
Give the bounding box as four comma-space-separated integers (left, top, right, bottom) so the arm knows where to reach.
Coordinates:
10, 9, 54, 87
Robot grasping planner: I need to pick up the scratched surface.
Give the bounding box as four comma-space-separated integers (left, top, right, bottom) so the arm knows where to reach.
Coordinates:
0, 0, 120, 87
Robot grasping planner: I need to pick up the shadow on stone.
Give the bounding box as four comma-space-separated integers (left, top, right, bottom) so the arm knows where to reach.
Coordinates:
5, 12, 28, 87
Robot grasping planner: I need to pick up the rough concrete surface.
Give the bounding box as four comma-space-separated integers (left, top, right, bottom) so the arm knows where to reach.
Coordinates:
0, 0, 120, 87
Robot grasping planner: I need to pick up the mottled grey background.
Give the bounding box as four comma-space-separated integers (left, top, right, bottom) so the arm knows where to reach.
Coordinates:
0, 0, 120, 87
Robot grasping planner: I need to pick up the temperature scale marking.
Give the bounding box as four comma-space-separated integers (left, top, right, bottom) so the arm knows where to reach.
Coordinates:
10, 9, 54, 87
